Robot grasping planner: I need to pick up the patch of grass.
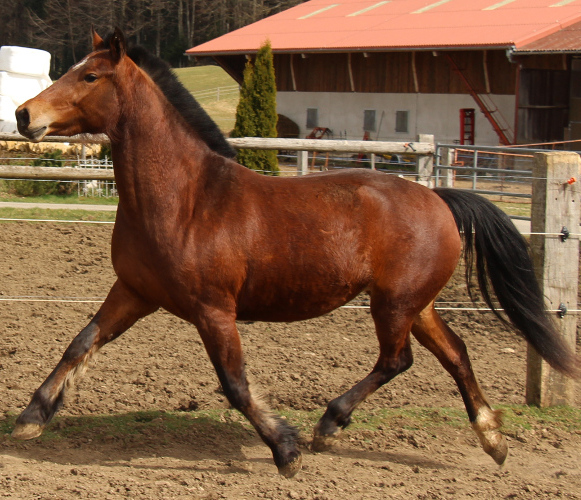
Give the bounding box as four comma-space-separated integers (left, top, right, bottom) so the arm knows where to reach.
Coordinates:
2, 405, 580, 445
0, 192, 118, 205
498, 404, 581, 433
348, 407, 467, 432
174, 65, 236, 94
174, 65, 239, 134
0, 409, 252, 444
491, 200, 531, 218
200, 99, 239, 135
0, 207, 116, 222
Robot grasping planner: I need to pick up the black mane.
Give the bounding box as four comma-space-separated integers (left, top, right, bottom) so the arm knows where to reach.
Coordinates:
104, 37, 236, 159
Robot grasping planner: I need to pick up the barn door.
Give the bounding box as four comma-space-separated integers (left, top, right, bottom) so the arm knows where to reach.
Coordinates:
517, 68, 569, 145
567, 58, 581, 151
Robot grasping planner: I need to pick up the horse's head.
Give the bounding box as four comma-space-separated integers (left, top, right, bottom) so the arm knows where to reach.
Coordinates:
16, 28, 128, 142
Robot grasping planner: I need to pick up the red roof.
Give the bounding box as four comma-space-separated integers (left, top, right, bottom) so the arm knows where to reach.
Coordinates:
186, 0, 581, 55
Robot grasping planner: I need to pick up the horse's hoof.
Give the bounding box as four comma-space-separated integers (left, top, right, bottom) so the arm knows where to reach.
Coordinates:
12, 423, 44, 440
472, 407, 508, 466
311, 432, 338, 452
484, 433, 509, 466
278, 453, 302, 478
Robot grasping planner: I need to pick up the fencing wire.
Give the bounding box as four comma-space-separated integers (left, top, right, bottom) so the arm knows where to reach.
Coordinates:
0, 218, 578, 239
0, 177, 578, 311
0, 295, 579, 314
0, 218, 114, 224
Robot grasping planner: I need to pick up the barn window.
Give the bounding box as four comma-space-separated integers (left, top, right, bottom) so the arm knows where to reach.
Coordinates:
363, 109, 376, 132
306, 108, 318, 129
395, 110, 409, 133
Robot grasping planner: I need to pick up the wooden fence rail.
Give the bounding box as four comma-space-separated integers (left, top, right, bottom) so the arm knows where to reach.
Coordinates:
0, 133, 109, 144
226, 137, 433, 154
0, 165, 115, 181
0, 133, 434, 154
0, 133, 435, 182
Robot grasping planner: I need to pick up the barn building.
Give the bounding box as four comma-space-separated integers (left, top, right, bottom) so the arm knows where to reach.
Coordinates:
186, 0, 581, 147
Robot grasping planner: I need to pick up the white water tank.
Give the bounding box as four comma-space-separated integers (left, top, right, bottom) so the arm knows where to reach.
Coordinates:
0, 46, 52, 133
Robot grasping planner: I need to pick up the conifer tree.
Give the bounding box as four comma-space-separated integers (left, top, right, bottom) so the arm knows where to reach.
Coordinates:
232, 60, 259, 170
232, 40, 279, 175
251, 40, 279, 174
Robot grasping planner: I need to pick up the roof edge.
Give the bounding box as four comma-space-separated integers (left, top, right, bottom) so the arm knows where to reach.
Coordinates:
185, 44, 516, 58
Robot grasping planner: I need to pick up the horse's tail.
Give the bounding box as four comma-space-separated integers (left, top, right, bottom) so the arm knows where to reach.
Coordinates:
433, 187, 580, 378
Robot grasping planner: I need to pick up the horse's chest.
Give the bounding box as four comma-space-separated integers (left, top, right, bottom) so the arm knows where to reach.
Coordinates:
111, 227, 180, 299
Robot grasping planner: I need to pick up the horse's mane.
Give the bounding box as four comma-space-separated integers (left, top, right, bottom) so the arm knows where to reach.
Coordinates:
103, 36, 236, 159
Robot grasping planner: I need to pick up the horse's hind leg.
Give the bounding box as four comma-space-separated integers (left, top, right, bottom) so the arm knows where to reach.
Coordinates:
12, 280, 156, 440
411, 303, 508, 465
312, 304, 415, 451
195, 308, 301, 478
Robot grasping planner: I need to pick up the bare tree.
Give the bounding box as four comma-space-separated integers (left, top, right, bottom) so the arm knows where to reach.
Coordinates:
1, 0, 309, 76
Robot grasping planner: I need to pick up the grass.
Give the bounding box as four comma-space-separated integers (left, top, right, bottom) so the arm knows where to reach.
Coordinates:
0, 207, 116, 222
0, 192, 118, 205
174, 65, 239, 134
492, 200, 531, 219
174, 65, 237, 94
1, 405, 580, 446
0, 409, 252, 445
0, 197, 528, 225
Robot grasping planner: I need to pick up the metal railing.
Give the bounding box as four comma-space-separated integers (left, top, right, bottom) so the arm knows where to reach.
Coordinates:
433, 144, 556, 223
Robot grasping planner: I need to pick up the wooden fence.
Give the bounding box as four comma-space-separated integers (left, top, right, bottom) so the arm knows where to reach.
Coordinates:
0, 133, 578, 407
0, 132, 436, 184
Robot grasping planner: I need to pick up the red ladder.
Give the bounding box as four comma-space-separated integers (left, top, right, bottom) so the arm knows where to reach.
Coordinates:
444, 54, 513, 146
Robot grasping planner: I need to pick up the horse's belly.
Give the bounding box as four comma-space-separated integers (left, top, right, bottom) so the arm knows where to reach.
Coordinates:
235, 274, 367, 322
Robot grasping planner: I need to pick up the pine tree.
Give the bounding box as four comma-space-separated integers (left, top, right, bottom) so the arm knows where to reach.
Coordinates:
232, 60, 259, 170
251, 40, 278, 175
232, 40, 279, 175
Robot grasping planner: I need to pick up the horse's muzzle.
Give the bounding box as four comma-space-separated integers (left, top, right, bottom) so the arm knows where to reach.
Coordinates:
15, 106, 47, 142
15, 107, 30, 134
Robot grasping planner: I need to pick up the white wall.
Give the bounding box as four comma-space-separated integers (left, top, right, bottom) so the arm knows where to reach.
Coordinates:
277, 92, 516, 146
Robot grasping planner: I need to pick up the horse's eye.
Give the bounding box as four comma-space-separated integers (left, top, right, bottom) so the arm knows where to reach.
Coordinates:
84, 73, 98, 83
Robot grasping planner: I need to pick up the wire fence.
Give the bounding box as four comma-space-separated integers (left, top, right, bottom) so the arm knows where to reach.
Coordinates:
276, 150, 418, 177
191, 85, 239, 102
1, 293, 579, 315
76, 156, 116, 197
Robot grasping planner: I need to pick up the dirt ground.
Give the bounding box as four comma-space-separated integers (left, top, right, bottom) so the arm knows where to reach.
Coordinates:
1, 222, 580, 499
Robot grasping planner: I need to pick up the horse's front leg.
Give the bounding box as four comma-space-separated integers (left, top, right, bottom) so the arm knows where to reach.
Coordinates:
195, 307, 302, 478
12, 280, 157, 440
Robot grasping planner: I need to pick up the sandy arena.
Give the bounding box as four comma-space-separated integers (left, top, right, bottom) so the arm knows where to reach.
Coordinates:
0, 222, 580, 499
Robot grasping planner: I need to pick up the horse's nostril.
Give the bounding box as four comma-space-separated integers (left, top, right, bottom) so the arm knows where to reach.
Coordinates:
16, 108, 30, 130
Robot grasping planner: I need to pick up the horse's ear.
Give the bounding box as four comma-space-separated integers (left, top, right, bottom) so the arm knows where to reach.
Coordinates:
92, 26, 105, 51
109, 27, 127, 62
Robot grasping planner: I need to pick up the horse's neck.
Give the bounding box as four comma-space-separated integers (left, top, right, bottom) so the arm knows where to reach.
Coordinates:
110, 78, 208, 220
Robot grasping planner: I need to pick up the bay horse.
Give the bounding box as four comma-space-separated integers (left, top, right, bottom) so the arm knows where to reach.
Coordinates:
13, 28, 579, 478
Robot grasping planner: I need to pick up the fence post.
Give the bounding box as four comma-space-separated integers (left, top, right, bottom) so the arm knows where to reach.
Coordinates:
526, 151, 580, 407
439, 147, 455, 187
297, 150, 308, 175
416, 134, 434, 187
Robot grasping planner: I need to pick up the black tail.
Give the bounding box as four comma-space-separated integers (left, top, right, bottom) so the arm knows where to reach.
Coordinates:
434, 187, 580, 378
